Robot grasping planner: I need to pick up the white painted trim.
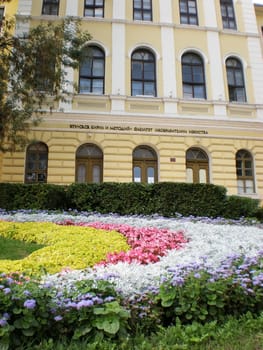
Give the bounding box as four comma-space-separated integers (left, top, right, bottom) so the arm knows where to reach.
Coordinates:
128, 44, 160, 60
112, 23, 126, 96
66, 0, 78, 17
161, 27, 177, 98
178, 48, 209, 64
112, 0, 125, 20
159, 0, 172, 23
84, 41, 110, 57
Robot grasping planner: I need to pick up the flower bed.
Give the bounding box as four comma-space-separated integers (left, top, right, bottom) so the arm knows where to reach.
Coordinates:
0, 221, 129, 275
0, 210, 263, 348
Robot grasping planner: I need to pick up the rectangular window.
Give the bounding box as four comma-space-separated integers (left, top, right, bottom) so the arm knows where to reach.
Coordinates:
179, 0, 198, 25
42, 0, 59, 16
220, 0, 236, 29
134, 0, 152, 21
84, 0, 104, 17
0, 7, 4, 29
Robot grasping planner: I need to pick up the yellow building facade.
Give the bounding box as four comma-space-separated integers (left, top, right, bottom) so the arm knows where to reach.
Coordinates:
1, 0, 263, 201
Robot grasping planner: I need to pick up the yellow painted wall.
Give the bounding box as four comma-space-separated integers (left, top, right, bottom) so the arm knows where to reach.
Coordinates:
0, 0, 263, 204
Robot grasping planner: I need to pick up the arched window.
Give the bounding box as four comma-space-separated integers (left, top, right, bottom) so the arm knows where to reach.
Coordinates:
236, 150, 255, 194
182, 52, 206, 99
186, 147, 209, 183
25, 142, 48, 183
79, 46, 105, 94
220, 0, 236, 29
226, 57, 246, 102
133, 0, 152, 21
131, 49, 156, 96
133, 146, 157, 183
76, 144, 103, 183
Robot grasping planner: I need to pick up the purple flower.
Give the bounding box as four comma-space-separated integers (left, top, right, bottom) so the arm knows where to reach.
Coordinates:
24, 299, 36, 309
77, 300, 94, 309
0, 319, 7, 327
23, 290, 31, 296
54, 315, 63, 322
3, 288, 11, 295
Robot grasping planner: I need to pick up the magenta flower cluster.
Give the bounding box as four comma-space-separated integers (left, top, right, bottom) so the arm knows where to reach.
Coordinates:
59, 220, 188, 265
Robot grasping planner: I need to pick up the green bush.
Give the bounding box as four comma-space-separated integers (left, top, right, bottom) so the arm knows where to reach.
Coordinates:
0, 183, 67, 211
150, 182, 227, 217
0, 182, 262, 220
222, 195, 260, 219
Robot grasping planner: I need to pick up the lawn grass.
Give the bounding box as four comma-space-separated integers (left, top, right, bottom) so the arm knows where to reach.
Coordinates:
0, 236, 45, 260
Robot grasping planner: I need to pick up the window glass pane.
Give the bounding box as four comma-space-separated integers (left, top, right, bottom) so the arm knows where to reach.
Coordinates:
134, 166, 141, 182
147, 167, 155, 184
80, 59, 92, 76
236, 88, 246, 102
94, 9, 103, 17
92, 165, 101, 183
199, 169, 207, 183
134, 11, 142, 20
221, 6, 226, 17
194, 85, 205, 98
180, 15, 188, 24
84, 9, 93, 16
186, 168, 193, 183
144, 62, 154, 79
227, 70, 235, 85
227, 5, 234, 17
143, 12, 152, 20
144, 82, 155, 96
193, 67, 204, 82
93, 60, 104, 76
182, 66, 192, 82
77, 164, 86, 183
183, 84, 193, 98
189, 16, 198, 24
229, 20, 236, 29
144, 0, 151, 9
92, 79, 103, 93
79, 79, 91, 93
132, 62, 143, 79
235, 70, 244, 85
237, 179, 244, 194
189, 1, 197, 13
132, 81, 143, 95
245, 180, 254, 194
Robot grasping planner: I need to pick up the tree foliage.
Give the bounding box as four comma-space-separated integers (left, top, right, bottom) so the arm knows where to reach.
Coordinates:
0, 16, 91, 151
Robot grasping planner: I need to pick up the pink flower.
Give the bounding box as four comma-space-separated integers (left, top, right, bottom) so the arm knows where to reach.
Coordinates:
58, 220, 188, 266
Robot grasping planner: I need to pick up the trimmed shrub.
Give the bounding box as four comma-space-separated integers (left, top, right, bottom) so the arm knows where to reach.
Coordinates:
0, 183, 67, 210
222, 195, 260, 219
0, 182, 262, 220
150, 182, 227, 218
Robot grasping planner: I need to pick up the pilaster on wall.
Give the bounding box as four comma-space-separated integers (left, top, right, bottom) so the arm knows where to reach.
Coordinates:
240, 0, 258, 34
161, 27, 177, 99
112, 0, 125, 20
202, 0, 218, 28
17, 0, 32, 16
159, 0, 172, 23
65, 0, 78, 16
248, 37, 263, 107
16, 0, 32, 37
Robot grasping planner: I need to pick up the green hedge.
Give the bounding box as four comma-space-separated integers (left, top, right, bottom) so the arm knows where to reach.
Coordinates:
0, 183, 67, 211
0, 182, 262, 220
